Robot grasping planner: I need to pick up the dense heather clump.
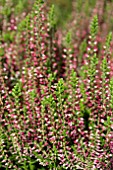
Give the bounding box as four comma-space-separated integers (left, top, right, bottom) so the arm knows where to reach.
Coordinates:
0, 0, 113, 169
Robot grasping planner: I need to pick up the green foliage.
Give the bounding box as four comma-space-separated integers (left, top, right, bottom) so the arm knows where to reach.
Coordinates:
48, 0, 72, 28
0, 0, 6, 6
70, 69, 78, 89
33, 0, 43, 11
88, 53, 98, 86
76, 0, 83, 12
80, 99, 90, 130
109, 77, 113, 109
101, 57, 109, 80
2, 6, 11, 17
2, 32, 15, 42
15, 0, 24, 14
12, 82, 22, 98
90, 15, 98, 39
29, 89, 37, 103
79, 39, 87, 54
104, 115, 111, 128
106, 32, 112, 49
101, 57, 109, 105
18, 18, 27, 31
55, 78, 66, 99
41, 96, 47, 113
65, 31, 72, 46
47, 94, 56, 109
48, 4, 56, 28
105, 32, 112, 55
80, 82, 87, 102
101, 32, 112, 106
55, 78, 67, 113
79, 39, 87, 64
48, 73, 56, 83
11, 81, 22, 105
68, 69, 79, 115
0, 47, 4, 56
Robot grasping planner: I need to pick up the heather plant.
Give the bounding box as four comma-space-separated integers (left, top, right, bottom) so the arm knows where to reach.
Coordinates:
0, 0, 113, 170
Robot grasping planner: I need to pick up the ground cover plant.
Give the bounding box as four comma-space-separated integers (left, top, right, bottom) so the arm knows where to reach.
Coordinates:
0, 0, 113, 169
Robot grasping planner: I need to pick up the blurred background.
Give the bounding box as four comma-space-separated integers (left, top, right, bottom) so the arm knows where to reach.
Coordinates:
1, 0, 113, 30
1, 0, 113, 43
47, 0, 72, 28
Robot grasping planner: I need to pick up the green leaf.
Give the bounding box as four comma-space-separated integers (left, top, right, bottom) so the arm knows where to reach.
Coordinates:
65, 31, 72, 46
48, 4, 56, 28
105, 32, 112, 49
90, 15, 98, 38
